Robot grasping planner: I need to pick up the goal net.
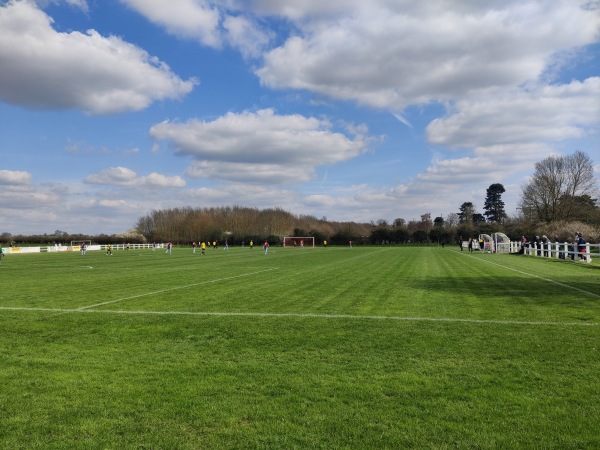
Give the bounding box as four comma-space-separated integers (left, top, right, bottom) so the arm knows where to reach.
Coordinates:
283, 236, 315, 248
71, 240, 92, 247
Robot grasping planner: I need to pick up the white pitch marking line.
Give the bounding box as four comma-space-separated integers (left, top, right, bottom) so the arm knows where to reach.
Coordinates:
462, 252, 600, 299
0, 306, 597, 327
78, 268, 278, 310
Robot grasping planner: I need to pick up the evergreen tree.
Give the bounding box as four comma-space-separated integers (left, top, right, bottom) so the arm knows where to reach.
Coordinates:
472, 213, 486, 224
483, 183, 507, 223
458, 202, 475, 223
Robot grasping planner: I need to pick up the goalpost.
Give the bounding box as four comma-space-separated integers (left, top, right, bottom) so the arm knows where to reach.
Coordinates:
71, 240, 92, 248
70, 240, 92, 252
283, 236, 315, 248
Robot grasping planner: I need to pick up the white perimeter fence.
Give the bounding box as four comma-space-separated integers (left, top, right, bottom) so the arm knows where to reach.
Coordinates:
463, 240, 596, 263
2, 243, 163, 255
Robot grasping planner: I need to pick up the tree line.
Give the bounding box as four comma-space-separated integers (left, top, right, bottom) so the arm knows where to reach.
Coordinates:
2, 151, 597, 246
134, 206, 373, 245
133, 149, 596, 245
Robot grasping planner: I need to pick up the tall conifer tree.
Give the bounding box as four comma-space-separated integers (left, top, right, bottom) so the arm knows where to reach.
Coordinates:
483, 183, 507, 223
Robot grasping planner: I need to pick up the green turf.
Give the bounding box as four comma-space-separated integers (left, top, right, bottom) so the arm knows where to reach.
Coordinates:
1, 246, 599, 448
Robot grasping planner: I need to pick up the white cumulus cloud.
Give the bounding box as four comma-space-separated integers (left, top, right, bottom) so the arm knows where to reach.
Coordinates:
427, 78, 600, 149
256, 1, 600, 110
151, 108, 372, 183
0, 169, 32, 185
84, 167, 186, 187
0, 0, 197, 114
120, 0, 221, 47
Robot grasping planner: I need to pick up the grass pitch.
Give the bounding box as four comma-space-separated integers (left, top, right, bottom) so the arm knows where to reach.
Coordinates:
1, 246, 599, 448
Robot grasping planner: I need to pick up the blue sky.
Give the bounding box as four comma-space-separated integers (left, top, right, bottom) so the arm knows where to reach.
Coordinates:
1, 0, 599, 235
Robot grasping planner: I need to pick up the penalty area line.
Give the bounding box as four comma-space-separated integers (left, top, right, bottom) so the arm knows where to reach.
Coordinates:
77, 267, 279, 310
0, 307, 597, 327
29, 268, 279, 319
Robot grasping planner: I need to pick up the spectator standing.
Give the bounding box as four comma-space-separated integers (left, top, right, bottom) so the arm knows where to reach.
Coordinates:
541, 235, 548, 257
577, 233, 587, 261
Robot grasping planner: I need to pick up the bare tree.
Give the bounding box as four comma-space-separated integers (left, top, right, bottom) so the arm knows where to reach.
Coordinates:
520, 151, 597, 222
420, 213, 432, 231
445, 212, 459, 227
561, 151, 597, 220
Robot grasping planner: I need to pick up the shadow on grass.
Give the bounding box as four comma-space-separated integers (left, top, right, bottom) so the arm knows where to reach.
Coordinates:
508, 252, 600, 270
406, 272, 600, 308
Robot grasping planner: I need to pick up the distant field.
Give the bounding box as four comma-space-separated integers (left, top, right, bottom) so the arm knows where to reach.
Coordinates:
1, 246, 599, 448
